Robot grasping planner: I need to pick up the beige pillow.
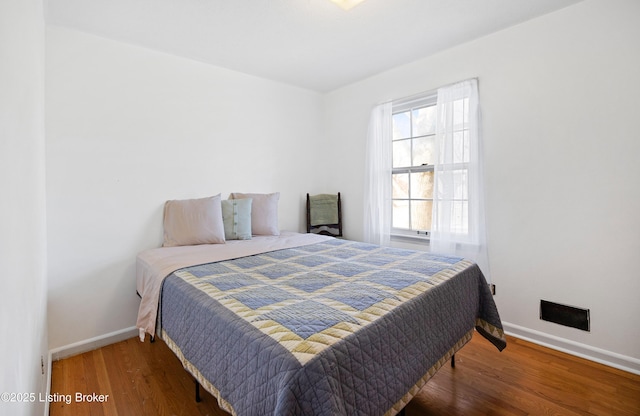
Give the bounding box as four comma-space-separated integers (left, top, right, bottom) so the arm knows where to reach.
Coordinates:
229, 192, 280, 236
162, 195, 225, 247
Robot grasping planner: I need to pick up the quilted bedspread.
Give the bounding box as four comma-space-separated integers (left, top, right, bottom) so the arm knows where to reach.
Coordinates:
159, 238, 505, 416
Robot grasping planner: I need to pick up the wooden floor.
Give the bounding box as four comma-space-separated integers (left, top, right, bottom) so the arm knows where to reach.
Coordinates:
50, 334, 640, 416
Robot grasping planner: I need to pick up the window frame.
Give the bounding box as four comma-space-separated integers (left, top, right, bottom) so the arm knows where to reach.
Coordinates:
390, 93, 437, 240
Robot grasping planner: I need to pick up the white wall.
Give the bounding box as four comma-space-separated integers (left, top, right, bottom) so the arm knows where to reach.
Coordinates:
45, 26, 326, 350
45, 0, 640, 374
0, 0, 48, 415
323, 0, 640, 371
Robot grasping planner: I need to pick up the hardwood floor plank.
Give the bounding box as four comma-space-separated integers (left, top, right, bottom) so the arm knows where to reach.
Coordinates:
99, 342, 147, 416
88, 349, 119, 415
50, 354, 88, 416
50, 334, 640, 416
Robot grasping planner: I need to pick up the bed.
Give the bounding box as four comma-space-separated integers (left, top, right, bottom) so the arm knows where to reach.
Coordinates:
135, 194, 505, 416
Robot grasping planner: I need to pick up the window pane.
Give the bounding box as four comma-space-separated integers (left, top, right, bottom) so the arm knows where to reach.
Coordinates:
393, 111, 411, 140
451, 201, 468, 233
453, 98, 466, 127
434, 169, 468, 200
453, 131, 466, 164
392, 173, 409, 198
412, 105, 436, 136
464, 97, 469, 123
412, 136, 434, 167
463, 130, 470, 163
411, 200, 432, 231
392, 140, 411, 168
452, 169, 468, 200
393, 200, 409, 229
410, 171, 434, 199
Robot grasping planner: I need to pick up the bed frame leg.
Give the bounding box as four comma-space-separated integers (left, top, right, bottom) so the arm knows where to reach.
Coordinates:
150, 335, 155, 343
195, 379, 202, 402
451, 354, 456, 368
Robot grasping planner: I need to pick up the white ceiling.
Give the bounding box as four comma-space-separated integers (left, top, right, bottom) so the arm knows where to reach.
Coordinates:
45, 0, 582, 92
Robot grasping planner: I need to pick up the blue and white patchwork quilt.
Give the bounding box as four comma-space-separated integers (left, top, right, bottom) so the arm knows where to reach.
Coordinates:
159, 238, 505, 416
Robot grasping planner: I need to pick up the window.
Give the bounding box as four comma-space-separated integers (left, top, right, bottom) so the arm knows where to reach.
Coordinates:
391, 94, 437, 237
365, 79, 487, 276
391, 92, 472, 239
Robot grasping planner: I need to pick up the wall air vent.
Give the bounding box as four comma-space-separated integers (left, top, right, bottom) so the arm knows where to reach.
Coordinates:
540, 300, 590, 332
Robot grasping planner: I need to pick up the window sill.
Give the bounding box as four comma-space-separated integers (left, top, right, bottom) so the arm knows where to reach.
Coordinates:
390, 233, 430, 245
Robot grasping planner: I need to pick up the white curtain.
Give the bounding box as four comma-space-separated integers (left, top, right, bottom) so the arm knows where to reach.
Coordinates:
431, 79, 491, 280
363, 102, 392, 246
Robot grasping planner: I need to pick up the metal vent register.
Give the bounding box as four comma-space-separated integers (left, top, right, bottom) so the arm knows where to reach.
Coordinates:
540, 300, 590, 331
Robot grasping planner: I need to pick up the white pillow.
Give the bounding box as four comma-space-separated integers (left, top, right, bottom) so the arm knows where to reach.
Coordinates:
162, 195, 225, 247
229, 192, 280, 236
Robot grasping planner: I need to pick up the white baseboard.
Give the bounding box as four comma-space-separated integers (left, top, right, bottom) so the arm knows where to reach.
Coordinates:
49, 326, 139, 361
503, 321, 640, 376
